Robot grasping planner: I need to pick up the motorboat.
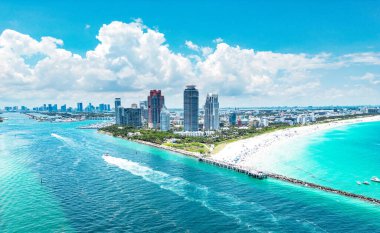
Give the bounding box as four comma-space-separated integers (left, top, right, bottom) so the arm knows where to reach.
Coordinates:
371, 176, 380, 183
363, 181, 370, 185
356, 181, 362, 185
103, 153, 110, 157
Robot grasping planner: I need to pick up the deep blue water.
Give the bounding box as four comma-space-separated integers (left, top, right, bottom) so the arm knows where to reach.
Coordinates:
1, 113, 380, 232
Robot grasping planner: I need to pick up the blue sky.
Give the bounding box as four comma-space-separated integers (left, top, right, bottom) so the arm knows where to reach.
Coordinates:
0, 0, 380, 107
2, 0, 380, 54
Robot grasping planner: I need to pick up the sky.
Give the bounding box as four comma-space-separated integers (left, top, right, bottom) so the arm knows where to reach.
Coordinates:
1, 0, 380, 108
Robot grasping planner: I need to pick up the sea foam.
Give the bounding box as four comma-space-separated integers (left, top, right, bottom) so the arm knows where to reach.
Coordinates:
103, 155, 280, 231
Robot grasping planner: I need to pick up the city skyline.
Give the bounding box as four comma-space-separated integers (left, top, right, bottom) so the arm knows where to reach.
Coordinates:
1, 1, 380, 108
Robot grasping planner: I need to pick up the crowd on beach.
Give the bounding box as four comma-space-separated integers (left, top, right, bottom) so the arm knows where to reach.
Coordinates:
212, 116, 380, 171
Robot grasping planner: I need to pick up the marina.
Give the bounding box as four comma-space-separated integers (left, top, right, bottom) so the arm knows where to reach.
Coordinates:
77, 122, 114, 129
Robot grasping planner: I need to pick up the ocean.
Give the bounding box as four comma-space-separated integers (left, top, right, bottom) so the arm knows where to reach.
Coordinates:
268, 121, 380, 200
1, 113, 380, 232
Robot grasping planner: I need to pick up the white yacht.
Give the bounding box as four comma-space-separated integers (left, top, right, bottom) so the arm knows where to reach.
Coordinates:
356, 181, 362, 185
371, 176, 380, 183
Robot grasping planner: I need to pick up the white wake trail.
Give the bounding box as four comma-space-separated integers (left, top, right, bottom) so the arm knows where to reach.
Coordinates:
51, 133, 76, 146
103, 155, 280, 232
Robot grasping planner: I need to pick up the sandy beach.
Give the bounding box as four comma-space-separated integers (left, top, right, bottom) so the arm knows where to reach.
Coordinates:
212, 115, 380, 172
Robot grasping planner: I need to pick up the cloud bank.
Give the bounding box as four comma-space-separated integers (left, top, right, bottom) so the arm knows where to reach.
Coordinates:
0, 20, 379, 107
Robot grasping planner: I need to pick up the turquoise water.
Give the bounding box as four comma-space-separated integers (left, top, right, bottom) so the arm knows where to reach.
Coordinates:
270, 121, 380, 200
1, 113, 380, 232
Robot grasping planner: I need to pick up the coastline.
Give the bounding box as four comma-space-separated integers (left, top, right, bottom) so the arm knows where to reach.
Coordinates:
98, 116, 380, 205
98, 130, 202, 159
212, 115, 380, 171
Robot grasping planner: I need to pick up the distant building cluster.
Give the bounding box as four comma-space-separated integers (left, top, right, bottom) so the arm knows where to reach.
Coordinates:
114, 85, 221, 133
4, 102, 113, 113
3, 92, 380, 135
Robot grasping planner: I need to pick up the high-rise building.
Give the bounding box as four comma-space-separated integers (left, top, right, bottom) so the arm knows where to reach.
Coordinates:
229, 112, 237, 126
115, 98, 121, 124
53, 104, 58, 112
148, 90, 164, 129
204, 93, 219, 131
99, 104, 105, 112
120, 105, 142, 128
60, 104, 67, 112
139, 100, 149, 122
86, 103, 94, 112
77, 103, 83, 112
160, 105, 170, 131
184, 85, 199, 131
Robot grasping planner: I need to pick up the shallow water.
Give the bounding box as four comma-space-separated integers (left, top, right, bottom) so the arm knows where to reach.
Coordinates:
269, 121, 380, 200
1, 113, 380, 232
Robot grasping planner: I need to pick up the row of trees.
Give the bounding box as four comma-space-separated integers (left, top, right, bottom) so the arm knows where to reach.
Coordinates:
100, 123, 294, 146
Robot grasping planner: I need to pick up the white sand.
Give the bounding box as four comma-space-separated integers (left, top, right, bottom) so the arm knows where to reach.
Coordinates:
212, 116, 380, 172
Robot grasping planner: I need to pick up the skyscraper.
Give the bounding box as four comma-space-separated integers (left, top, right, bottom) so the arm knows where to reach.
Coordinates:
120, 104, 142, 128
229, 112, 237, 126
60, 104, 67, 112
115, 98, 121, 124
86, 103, 94, 112
99, 104, 105, 112
148, 90, 164, 129
160, 105, 170, 131
77, 103, 83, 112
184, 85, 199, 132
204, 93, 219, 131
48, 104, 52, 112
139, 100, 149, 122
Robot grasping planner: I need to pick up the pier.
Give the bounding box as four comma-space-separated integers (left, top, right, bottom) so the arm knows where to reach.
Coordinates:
99, 132, 380, 206
267, 173, 380, 205
197, 157, 380, 205
198, 158, 268, 179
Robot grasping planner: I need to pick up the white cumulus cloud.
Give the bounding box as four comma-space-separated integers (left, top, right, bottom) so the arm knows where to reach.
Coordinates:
0, 20, 379, 107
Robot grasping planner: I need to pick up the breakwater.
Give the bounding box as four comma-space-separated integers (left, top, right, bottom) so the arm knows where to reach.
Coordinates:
198, 156, 380, 205
98, 130, 380, 205
198, 157, 268, 179
267, 173, 380, 205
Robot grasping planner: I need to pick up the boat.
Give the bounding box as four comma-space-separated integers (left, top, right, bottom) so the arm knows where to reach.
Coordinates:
356, 181, 362, 185
103, 153, 110, 157
363, 181, 370, 185
371, 176, 380, 183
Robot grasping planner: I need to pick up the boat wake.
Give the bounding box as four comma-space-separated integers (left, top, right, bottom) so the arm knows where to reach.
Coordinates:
51, 133, 76, 146
103, 155, 329, 232
103, 155, 279, 232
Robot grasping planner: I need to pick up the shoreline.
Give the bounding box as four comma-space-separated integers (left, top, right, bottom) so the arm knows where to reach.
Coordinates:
98, 115, 380, 205
98, 130, 202, 159
212, 115, 380, 170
